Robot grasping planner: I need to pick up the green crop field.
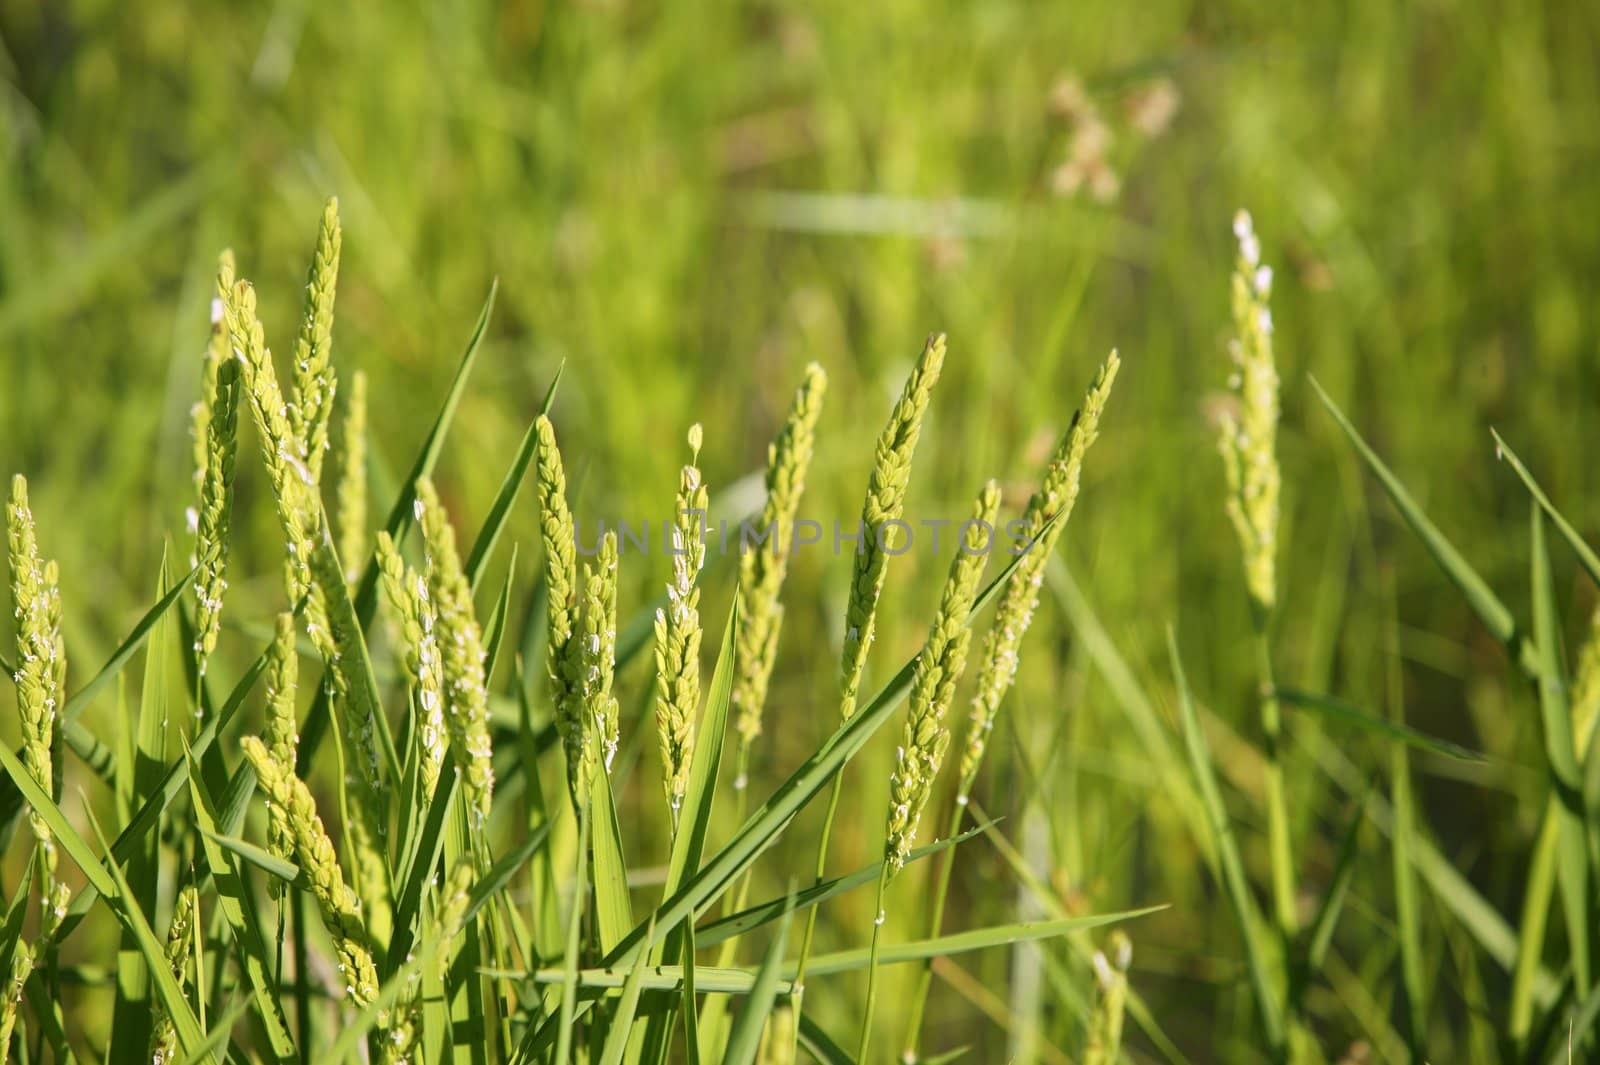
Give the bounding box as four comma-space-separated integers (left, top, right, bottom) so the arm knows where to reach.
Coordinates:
2, 2, 1599, 1061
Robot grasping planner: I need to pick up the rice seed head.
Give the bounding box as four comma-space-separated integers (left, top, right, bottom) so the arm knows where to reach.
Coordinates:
414, 477, 495, 824
191, 248, 236, 490
840, 336, 946, 719
732, 362, 826, 752
376, 531, 447, 799
534, 416, 579, 720
562, 531, 619, 804
654, 427, 708, 816
241, 736, 381, 1008
434, 858, 477, 981
337, 369, 368, 584
289, 196, 342, 487
193, 267, 243, 674
149, 882, 197, 1065
1084, 931, 1132, 1065
262, 613, 300, 891
960, 351, 1119, 791
1219, 209, 1280, 619
7, 477, 62, 850
885, 480, 1000, 877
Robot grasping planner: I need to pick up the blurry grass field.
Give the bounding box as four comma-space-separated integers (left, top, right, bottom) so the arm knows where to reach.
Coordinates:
3, 1, 1600, 1061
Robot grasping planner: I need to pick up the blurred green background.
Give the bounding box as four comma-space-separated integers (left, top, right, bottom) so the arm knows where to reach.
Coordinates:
3, 0, 1600, 1058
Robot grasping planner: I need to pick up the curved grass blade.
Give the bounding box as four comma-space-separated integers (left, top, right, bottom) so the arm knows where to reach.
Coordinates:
1310, 377, 1539, 679
696, 821, 995, 949
1167, 628, 1284, 1054
1277, 688, 1488, 763
722, 890, 795, 1065
465, 362, 566, 589
1492, 430, 1600, 589
598, 916, 656, 1065
199, 829, 299, 883
1530, 507, 1591, 998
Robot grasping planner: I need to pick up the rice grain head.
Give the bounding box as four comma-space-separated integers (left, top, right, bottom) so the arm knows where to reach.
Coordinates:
0, 939, 33, 1065
839, 335, 946, 719
376, 531, 447, 799
566, 531, 621, 800
1218, 208, 1280, 620
959, 351, 1119, 792
241, 736, 381, 1009
414, 477, 495, 826
732, 362, 826, 756
337, 369, 368, 584
533, 416, 579, 735
654, 425, 708, 818
193, 257, 243, 676
289, 196, 342, 487
1083, 932, 1132, 1065
885, 480, 1000, 877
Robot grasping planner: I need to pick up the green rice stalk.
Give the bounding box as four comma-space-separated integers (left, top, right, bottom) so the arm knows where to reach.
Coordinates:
1083, 932, 1132, 1065
376, 531, 446, 800
242, 736, 381, 1010
192, 250, 241, 677
1218, 211, 1297, 943
415, 477, 495, 826
731, 363, 827, 772
337, 369, 369, 584
860, 480, 999, 1059
6, 476, 70, 933
288, 197, 342, 488
655, 425, 708, 823
148, 883, 197, 1065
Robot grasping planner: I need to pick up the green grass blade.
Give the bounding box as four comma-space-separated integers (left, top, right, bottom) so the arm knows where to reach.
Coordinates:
1530, 506, 1591, 998
537, 908, 1164, 993
199, 829, 299, 882
1510, 801, 1560, 1043
1276, 688, 1488, 762
1305, 789, 1367, 971
555, 800, 592, 1065
175, 997, 252, 1065
591, 769, 634, 955
796, 1011, 856, 1065
0, 743, 115, 897
62, 565, 199, 727
695, 821, 994, 949
1492, 430, 1600, 588
1310, 377, 1539, 679
1167, 628, 1285, 1053
464, 362, 565, 589
482, 547, 518, 692
598, 916, 657, 1065
1391, 737, 1427, 1054
722, 891, 795, 1065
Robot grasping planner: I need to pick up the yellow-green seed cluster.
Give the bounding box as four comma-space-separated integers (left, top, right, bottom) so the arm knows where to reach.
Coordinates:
564, 531, 620, 803
1218, 208, 1281, 619
415, 478, 495, 825
289, 197, 343, 488
6, 476, 70, 930
533, 417, 580, 739
193, 250, 242, 674
654, 425, 708, 818
0, 938, 32, 1065
839, 336, 946, 720
338, 369, 368, 584
885, 480, 1000, 876
732, 363, 826, 757
242, 736, 381, 1008
959, 352, 1119, 792
376, 531, 447, 799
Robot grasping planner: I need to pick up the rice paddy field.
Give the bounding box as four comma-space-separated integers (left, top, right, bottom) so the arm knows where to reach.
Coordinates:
3, 1, 1600, 1061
